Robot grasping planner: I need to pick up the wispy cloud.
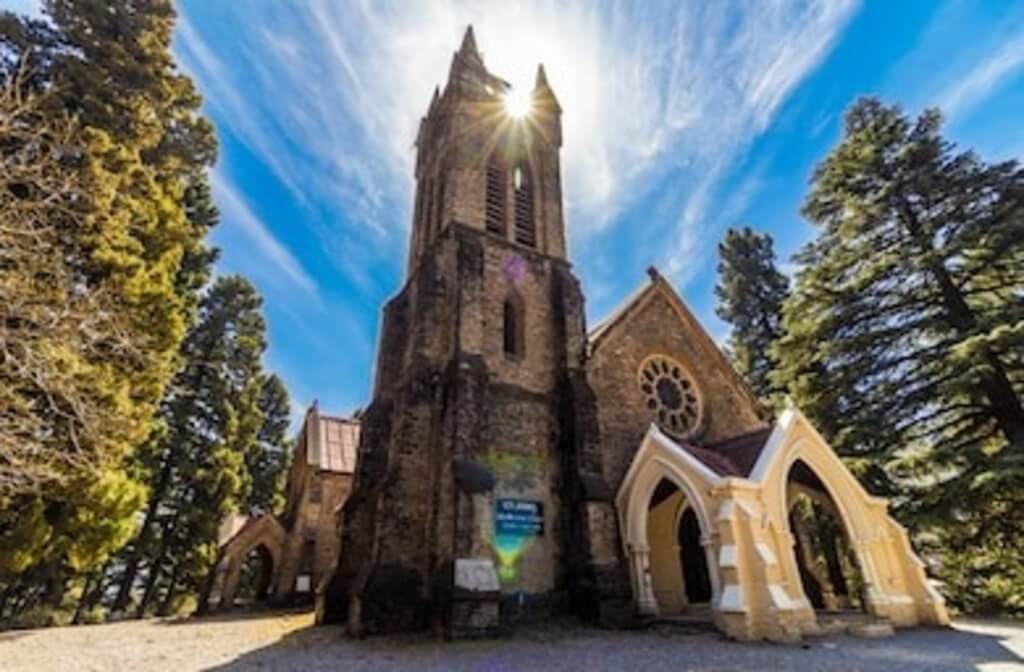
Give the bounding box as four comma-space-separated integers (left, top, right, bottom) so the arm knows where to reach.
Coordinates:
939, 32, 1024, 121
175, 0, 857, 295
210, 171, 320, 299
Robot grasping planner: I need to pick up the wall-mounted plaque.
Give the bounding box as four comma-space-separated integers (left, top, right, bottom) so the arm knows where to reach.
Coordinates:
495, 498, 544, 536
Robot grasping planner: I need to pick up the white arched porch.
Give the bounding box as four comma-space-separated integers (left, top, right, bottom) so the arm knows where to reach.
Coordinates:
615, 426, 722, 617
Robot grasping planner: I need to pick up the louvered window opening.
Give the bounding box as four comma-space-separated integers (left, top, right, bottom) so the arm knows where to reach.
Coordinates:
485, 163, 506, 234
513, 166, 535, 247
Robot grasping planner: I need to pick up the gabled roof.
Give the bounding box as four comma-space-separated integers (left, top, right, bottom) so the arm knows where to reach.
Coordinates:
587, 267, 765, 419
704, 428, 774, 477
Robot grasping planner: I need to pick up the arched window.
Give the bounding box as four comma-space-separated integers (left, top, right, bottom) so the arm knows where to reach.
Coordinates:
485, 160, 506, 235
502, 294, 525, 357
513, 163, 536, 247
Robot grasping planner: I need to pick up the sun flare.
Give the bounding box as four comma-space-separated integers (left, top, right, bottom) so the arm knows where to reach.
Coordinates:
503, 86, 533, 118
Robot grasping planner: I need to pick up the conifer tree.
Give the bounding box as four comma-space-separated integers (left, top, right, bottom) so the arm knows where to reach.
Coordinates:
111, 277, 291, 617
773, 98, 1024, 612
0, 0, 217, 624
715, 226, 790, 406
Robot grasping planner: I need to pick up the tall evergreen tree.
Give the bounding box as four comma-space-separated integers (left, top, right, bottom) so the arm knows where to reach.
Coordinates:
773, 98, 1024, 612
715, 226, 790, 406
110, 277, 290, 617
248, 375, 293, 516
0, 0, 217, 624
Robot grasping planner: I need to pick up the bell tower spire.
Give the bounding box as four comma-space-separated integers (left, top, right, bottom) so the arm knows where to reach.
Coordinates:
405, 27, 567, 276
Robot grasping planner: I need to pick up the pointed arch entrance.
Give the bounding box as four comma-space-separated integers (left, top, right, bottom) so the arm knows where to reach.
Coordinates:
235, 544, 275, 605
617, 430, 721, 618
784, 459, 867, 613
644, 479, 714, 615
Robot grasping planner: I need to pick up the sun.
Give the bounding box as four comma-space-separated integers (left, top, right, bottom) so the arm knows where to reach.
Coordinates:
503, 86, 533, 119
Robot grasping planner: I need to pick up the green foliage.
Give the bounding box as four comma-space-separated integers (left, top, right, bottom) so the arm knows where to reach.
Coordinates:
0, 0, 237, 627
249, 375, 293, 515
0, 0, 215, 489
715, 226, 790, 408
112, 276, 291, 617
772, 97, 1024, 614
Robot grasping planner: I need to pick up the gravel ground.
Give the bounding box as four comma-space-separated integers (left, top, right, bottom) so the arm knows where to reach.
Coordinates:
1, 610, 1021, 672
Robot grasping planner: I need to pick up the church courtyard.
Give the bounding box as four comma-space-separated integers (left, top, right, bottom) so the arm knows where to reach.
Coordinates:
2, 610, 1021, 671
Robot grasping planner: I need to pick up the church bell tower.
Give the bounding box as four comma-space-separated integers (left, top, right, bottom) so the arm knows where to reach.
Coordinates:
406, 25, 566, 272
324, 26, 627, 637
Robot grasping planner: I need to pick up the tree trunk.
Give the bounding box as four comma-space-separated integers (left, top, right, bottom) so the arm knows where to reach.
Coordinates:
71, 573, 95, 625
112, 457, 174, 613
135, 559, 163, 619
157, 563, 181, 617
900, 199, 1024, 446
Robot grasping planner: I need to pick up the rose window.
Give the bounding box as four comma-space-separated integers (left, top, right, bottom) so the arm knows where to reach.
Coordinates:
639, 355, 701, 438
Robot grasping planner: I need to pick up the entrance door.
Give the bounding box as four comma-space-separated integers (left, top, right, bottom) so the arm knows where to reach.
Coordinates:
678, 507, 712, 604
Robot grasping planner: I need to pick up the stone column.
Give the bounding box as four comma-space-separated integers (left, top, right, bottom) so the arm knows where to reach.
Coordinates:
630, 545, 658, 616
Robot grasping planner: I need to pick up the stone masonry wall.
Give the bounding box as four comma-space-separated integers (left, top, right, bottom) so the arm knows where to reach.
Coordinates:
588, 288, 767, 493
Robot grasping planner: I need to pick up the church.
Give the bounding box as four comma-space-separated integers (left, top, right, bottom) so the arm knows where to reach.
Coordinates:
312, 27, 949, 641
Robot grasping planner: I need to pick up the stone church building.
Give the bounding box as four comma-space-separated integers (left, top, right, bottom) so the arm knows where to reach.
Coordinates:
206, 405, 358, 611
314, 28, 948, 641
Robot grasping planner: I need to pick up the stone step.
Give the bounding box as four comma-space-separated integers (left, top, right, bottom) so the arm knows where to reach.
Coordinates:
848, 621, 895, 638
811, 610, 894, 639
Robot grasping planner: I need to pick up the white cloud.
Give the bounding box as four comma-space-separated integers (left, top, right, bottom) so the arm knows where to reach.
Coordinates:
210, 171, 320, 299
176, 0, 856, 294
939, 32, 1024, 121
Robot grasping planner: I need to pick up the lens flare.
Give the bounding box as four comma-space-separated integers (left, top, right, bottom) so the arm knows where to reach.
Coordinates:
503, 86, 532, 118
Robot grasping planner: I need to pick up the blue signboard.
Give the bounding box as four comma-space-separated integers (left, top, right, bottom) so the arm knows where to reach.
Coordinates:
495, 498, 544, 536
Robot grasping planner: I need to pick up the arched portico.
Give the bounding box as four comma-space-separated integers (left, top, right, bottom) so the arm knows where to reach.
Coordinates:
207, 515, 286, 612
784, 459, 868, 613
770, 442, 890, 618
616, 429, 721, 618
751, 409, 950, 629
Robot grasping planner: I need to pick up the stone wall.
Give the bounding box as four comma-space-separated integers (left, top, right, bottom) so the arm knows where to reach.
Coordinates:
588, 281, 767, 493
326, 223, 627, 634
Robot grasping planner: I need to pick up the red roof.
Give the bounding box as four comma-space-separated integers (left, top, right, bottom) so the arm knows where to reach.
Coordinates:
677, 428, 773, 478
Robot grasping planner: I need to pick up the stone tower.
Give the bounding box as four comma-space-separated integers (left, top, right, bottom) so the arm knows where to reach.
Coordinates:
323, 27, 629, 636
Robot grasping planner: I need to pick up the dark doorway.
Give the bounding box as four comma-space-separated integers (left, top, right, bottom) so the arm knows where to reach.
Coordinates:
787, 460, 865, 612
678, 507, 712, 603
236, 545, 274, 605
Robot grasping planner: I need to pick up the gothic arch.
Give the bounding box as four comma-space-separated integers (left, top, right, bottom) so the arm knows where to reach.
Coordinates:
616, 428, 721, 616
512, 161, 536, 247
208, 515, 286, 612
750, 410, 948, 625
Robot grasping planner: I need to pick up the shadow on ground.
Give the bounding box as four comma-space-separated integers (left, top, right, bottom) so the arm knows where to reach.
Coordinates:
202, 617, 1024, 672
158, 604, 310, 626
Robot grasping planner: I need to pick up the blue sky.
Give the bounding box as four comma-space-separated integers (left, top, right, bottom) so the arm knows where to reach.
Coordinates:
5, 1, 1024, 425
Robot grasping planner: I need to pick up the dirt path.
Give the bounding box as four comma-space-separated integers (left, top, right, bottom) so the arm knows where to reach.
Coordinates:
1, 611, 1021, 671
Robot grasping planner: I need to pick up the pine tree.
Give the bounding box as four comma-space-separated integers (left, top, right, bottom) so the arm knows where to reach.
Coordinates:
714, 226, 790, 407
772, 98, 1024, 612
0, 0, 217, 623
111, 277, 291, 617
248, 375, 293, 516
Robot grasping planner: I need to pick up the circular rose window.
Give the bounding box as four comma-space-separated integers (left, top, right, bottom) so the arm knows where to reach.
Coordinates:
638, 355, 702, 439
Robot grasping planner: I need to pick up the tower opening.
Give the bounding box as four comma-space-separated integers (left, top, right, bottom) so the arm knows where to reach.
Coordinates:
502, 295, 524, 357
485, 160, 507, 235
513, 164, 536, 247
